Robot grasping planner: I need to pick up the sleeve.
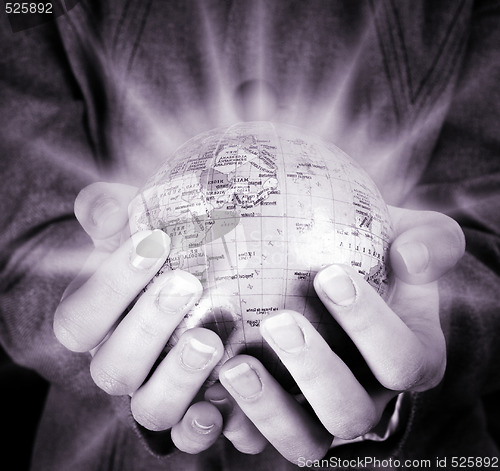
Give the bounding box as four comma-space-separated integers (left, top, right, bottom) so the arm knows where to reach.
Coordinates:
405, 0, 500, 401
0, 11, 179, 457
0, 12, 99, 396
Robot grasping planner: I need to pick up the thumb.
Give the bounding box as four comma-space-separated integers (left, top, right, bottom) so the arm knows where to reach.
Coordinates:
74, 182, 138, 249
388, 206, 466, 285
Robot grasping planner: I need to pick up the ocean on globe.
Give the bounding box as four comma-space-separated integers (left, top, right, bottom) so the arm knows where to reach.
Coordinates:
129, 121, 393, 386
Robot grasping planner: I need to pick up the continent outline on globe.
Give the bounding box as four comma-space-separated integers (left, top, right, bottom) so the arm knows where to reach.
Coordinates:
129, 121, 393, 382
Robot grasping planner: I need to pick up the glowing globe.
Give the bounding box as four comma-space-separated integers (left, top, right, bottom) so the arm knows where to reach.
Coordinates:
129, 122, 393, 386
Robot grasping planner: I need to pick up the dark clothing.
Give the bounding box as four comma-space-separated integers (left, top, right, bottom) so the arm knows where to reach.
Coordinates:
0, 1, 499, 469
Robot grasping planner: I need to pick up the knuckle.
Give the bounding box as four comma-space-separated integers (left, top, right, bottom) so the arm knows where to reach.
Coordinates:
132, 409, 165, 432
324, 400, 378, 440
130, 399, 171, 432
291, 362, 324, 386
296, 439, 331, 463
90, 362, 131, 396
343, 317, 373, 336
382, 337, 447, 392
99, 273, 129, 300
135, 311, 163, 343
224, 428, 267, 455
381, 357, 427, 391
53, 306, 87, 352
421, 370, 444, 390
233, 439, 267, 455
415, 350, 447, 391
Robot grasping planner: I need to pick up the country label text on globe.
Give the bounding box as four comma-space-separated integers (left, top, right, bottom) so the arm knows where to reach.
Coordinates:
129, 122, 393, 383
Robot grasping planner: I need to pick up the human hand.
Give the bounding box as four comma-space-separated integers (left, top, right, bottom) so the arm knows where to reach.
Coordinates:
54, 183, 465, 458
53, 182, 226, 453
207, 206, 465, 462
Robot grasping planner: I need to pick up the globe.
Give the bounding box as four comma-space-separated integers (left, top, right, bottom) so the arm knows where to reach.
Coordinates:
129, 121, 393, 387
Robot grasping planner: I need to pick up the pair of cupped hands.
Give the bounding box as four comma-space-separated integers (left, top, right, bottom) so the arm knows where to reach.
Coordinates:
53, 182, 465, 463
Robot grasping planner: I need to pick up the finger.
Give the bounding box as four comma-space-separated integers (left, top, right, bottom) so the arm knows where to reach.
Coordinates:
74, 182, 138, 242
219, 355, 333, 464
388, 206, 465, 284
60, 246, 113, 302
131, 328, 223, 431
53, 229, 170, 352
171, 402, 223, 454
90, 270, 202, 395
205, 382, 267, 454
313, 264, 446, 392
260, 311, 381, 439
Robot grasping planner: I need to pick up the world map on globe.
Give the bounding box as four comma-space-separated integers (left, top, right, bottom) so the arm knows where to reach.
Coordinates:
129, 121, 393, 384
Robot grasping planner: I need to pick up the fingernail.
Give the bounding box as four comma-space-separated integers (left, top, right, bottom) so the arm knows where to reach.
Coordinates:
130, 230, 170, 270
262, 312, 305, 353
208, 397, 234, 418
156, 270, 202, 313
205, 385, 234, 417
317, 265, 356, 306
91, 198, 120, 226
180, 338, 217, 370
395, 242, 430, 275
192, 418, 215, 434
223, 362, 262, 399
